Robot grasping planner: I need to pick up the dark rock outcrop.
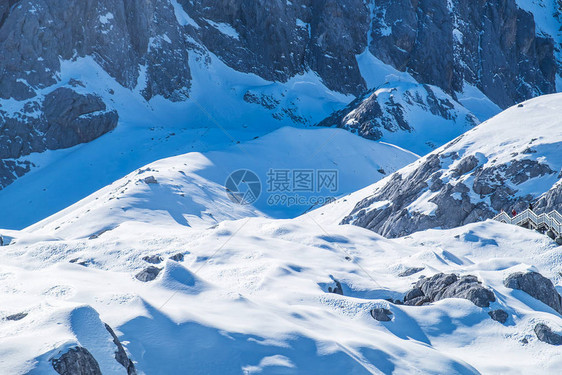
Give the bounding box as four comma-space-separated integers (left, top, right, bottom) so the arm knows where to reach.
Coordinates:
342, 111, 560, 238
42, 88, 118, 150
404, 287, 424, 301
169, 253, 185, 262
328, 280, 344, 295
488, 309, 509, 324
51, 346, 102, 375
534, 182, 562, 215
398, 267, 425, 277
104, 323, 137, 375
317, 84, 478, 150
142, 176, 158, 185
403, 273, 496, 308
504, 271, 562, 314
5, 312, 27, 321
534, 323, 562, 345
142, 255, 163, 264
184, 0, 369, 96
135, 266, 161, 282
370, 308, 393, 322
0, 87, 117, 189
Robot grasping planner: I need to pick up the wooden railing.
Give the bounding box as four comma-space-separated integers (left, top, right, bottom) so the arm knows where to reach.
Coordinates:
493, 209, 562, 237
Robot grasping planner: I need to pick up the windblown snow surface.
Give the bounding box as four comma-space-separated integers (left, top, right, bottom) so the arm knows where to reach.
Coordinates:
1, 202, 562, 373
2, 100, 562, 373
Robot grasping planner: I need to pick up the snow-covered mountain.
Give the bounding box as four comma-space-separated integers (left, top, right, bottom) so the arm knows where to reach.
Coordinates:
2, 0, 561, 219
3, 1, 562, 374
1, 97, 562, 373
330, 93, 562, 238
2, 170, 562, 374
317, 82, 480, 155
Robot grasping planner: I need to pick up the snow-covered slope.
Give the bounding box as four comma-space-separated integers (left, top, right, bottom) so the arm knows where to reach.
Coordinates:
1, 210, 562, 373
2, 94, 562, 373
0, 44, 356, 230
20, 127, 417, 239
325, 93, 562, 237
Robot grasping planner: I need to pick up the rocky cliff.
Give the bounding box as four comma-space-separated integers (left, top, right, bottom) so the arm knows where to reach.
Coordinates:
341, 93, 562, 238
369, 0, 558, 108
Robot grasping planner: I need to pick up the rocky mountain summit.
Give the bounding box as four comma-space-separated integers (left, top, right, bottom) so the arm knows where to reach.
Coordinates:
341, 93, 562, 238
1, 0, 561, 189
317, 83, 480, 154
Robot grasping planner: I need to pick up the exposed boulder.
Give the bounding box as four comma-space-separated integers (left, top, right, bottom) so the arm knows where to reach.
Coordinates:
328, 280, 344, 295
370, 308, 393, 322
404, 288, 424, 301
51, 346, 102, 375
5, 312, 27, 321
142, 176, 158, 184
403, 296, 432, 306
488, 309, 509, 324
534, 323, 562, 345
135, 266, 162, 282
504, 271, 562, 314
169, 253, 185, 262
398, 267, 425, 277
403, 273, 496, 307
142, 255, 163, 264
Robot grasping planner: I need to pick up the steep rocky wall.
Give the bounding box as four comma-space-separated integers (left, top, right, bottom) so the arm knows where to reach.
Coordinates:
181, 0, 369, 95
369, 0, 557, 108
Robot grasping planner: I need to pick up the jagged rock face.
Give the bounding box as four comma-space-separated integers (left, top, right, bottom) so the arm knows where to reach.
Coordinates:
370, 0, 557, 108
343, 151, 556, 237
504, 271, 562, 314
51, 346, 102, 375
0, 0, 191, 101
341, 96, 562, 238
0, 0, 188, 188
0, 0, 557, 104
183, 0, 369, 95
535, 180, 562, 213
